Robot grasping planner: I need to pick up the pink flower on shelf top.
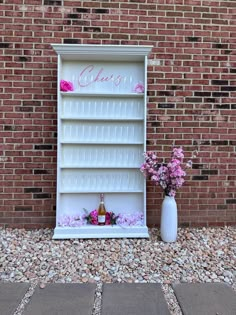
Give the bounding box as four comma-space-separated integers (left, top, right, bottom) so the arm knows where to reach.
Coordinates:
60, 79, 74, 92
140, 146, 193, 197
133, 82, 145, 93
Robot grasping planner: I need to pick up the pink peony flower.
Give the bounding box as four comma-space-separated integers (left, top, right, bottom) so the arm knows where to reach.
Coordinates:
89, 209, 98, 225
105, 212, 111, 225
83, 209, 98, 225
133, 82, 145, 93
60, 80, 74, 92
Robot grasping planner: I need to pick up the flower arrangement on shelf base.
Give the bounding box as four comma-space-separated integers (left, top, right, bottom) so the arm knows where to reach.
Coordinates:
140, 146, 193, 243
58, 211, 144, 228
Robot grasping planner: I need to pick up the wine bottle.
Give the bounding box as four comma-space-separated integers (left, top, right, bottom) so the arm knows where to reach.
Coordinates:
98, 193, 106, 225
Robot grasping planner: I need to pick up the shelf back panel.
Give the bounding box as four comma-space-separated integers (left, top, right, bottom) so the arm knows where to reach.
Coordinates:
61, 144, 144, 168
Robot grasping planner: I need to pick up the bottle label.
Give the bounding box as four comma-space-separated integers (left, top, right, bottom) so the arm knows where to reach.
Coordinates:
98, 215, 106, 223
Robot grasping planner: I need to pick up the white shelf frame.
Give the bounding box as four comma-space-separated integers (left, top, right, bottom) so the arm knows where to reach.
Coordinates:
52, 44, 152, 239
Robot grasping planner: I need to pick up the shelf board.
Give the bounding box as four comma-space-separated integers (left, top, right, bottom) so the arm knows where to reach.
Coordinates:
53, 225, 149, 239
59, 190, 144, 193
60, 92, 144, 97
60, 166, 140, 169
60, 117, 143, 121
60, 141, 144, 144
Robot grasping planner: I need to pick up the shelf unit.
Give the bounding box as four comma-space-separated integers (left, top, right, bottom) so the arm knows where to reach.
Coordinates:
52, 44, 152, 239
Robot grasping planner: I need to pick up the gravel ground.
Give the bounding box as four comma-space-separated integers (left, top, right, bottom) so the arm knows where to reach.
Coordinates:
0, 226, 235, 315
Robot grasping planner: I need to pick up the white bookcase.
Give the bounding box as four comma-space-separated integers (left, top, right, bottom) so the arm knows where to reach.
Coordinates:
52, 44, 152, 239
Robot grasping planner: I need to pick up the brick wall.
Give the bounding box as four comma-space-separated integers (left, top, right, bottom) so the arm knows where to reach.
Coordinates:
0, 0, 235, 228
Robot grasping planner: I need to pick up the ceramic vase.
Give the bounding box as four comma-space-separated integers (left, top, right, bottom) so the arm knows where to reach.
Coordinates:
160, 195, 178, 242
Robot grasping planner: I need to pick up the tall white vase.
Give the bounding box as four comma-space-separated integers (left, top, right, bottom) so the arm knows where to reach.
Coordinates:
160, 195, 178, 242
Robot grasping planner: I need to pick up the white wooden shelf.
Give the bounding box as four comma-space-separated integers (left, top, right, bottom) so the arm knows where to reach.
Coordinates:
52, 44, 152, 239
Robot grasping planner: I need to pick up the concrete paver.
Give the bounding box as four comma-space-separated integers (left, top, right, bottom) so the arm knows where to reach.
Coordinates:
1, 282, 235, 315
23, 283, 96, 315
0, 282, 30, 315
173, 282, 236, 315
101, 283, 171, 315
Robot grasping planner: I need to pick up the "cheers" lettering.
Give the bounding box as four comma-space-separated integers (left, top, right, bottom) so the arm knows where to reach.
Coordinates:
78, 65, 122, 87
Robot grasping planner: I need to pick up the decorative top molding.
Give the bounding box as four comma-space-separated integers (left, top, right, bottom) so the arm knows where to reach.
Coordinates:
51, 44, 153, 61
